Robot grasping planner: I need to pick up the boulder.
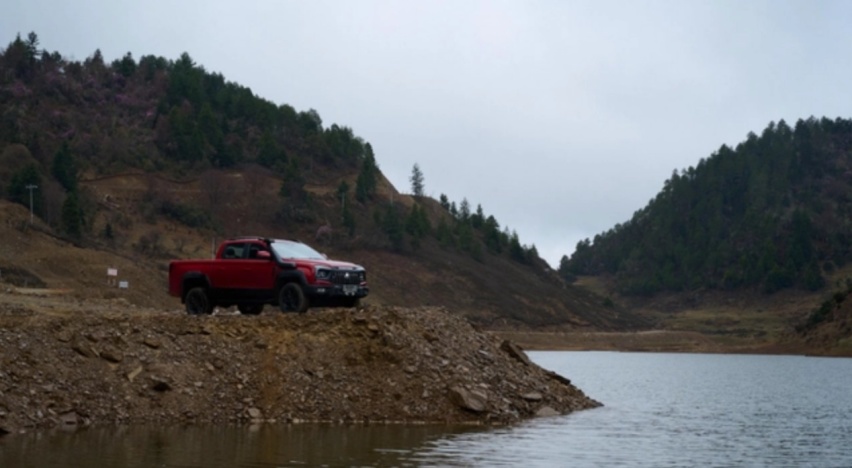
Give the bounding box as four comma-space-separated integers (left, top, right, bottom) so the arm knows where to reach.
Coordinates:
448, 385, 488, 413
500, 340, 531, 366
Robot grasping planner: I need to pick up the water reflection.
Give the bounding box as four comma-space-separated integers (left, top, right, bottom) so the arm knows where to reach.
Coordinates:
0, 424, 481, 467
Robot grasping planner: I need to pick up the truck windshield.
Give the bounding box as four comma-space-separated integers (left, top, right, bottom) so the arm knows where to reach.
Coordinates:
270, 240, 325, 260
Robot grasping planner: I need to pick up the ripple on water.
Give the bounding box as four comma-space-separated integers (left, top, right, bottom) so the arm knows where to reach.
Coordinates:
404, 352, 852, 467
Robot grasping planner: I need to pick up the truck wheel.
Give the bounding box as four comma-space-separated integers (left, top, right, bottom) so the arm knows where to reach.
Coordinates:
238, 304, 264, 315
185, 287, 213, 315
279, 283, 309, 313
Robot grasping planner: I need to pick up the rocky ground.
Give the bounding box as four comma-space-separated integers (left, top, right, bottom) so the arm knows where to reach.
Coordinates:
0, 289, 600, 436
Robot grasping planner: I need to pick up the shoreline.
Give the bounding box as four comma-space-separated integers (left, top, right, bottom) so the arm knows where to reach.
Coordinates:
494, 330, 850, 357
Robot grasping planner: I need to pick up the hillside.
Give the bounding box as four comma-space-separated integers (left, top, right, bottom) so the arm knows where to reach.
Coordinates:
566, 117, 852, 296
557, 117, 852, 353
0, 32, 646, 331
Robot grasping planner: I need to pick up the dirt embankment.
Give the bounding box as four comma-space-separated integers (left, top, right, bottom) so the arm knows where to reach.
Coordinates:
0, 293, 599, 435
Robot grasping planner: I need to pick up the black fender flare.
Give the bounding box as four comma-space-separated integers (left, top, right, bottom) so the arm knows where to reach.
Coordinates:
276, 270, 307, 291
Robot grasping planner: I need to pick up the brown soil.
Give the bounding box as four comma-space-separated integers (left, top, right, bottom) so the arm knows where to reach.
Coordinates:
0, 290, 599, 436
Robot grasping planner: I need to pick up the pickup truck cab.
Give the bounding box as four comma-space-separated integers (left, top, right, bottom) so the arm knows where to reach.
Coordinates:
168, 237, 368, 315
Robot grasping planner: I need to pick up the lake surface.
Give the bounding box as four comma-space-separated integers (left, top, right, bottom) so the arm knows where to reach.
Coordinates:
2, 352, 851, 467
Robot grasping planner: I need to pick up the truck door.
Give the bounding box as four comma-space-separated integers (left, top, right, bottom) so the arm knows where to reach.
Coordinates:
242, 242, 276, 295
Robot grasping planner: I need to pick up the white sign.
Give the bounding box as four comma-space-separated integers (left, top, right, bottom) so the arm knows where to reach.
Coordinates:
118, 281, 129, 289
107, 268, 118, 277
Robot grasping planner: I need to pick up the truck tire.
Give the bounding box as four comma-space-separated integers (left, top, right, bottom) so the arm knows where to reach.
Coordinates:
238, 304, 264, 315
279, 283, 309, 313
185, 287, 213, 315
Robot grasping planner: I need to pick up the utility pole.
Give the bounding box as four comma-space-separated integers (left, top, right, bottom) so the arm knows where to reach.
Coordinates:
25, 184, 37, 224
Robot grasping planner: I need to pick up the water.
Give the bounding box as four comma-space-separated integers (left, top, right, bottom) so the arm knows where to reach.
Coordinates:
2, 352, 851, 467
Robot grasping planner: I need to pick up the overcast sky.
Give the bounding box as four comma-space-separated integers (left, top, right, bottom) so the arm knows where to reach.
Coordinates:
5, 0, 852, 267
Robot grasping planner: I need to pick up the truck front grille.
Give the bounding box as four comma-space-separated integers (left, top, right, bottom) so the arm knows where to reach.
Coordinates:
330, 270, 363, 285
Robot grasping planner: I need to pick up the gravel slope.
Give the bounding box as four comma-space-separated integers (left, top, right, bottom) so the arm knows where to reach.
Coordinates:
0, 293, 600, 435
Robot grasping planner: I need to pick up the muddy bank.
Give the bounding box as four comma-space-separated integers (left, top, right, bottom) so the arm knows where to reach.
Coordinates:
498, 330, 820, 355
0, 299, 599, 435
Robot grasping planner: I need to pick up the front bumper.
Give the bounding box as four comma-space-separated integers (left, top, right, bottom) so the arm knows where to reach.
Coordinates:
306, 284, 369, 298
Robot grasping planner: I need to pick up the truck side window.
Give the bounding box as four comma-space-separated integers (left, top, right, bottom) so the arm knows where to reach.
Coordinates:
248, 244, 268, 259
223, 246, 238, 259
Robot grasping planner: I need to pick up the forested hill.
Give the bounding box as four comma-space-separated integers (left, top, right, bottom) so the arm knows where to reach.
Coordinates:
0, 32, 650, 331
564, 117, 852, 296
0, 30, 544, 264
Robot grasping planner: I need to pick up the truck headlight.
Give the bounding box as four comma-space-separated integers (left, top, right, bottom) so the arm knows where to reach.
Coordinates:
315, 268, 331, 280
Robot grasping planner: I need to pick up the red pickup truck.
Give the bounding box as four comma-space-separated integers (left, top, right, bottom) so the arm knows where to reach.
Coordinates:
168, 237, 368, 315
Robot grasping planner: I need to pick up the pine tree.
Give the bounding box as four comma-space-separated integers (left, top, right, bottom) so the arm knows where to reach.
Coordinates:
51, 142, 77, 192
459, 198, 471, 222
381, 203, 404, 250
410, 163, 424, 197
355, 144, 378, 202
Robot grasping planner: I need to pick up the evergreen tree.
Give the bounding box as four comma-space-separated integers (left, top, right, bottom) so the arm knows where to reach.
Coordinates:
258, 129, 286, 170
558, 255, 576, 283
483, 215, 502, 253
472, 204, 485, 229
405, 204, 431, 249
459, 198, 471, 222
509, 230, 526, 263
355, 143, 378, 202
51, 142, 77, 192
381, 203, 404, 250
112, 51, 137, 77
435, 217, 455, 248
410, 163, 424, 197
8, 164, 43, 217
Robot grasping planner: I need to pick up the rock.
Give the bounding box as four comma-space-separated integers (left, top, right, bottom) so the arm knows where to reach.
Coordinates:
71, 340, 96, 358
100, 346, 123, 363
522, 392, 543, 402
126, 366, 143, 382
149, 376, 172, 392
247, 407, 262, 419
535, 406, 560, 418
56, 330, 72, 343
448, 385, 488, 413
500, 340, 531, 366
59, 411, 79, 425
142, 337, 161, 349
544, 370, 571, 386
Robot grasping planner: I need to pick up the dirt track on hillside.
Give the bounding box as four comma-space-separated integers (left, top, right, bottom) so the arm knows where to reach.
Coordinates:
0, 290, 599, 435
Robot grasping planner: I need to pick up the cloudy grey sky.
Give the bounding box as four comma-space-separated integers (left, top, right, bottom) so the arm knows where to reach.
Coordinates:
4, 0, 852, 266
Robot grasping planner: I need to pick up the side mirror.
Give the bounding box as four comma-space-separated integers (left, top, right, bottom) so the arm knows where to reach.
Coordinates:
256, 250, 271, 260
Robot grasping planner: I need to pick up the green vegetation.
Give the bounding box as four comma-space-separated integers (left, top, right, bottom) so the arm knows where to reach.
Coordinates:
566, 118, 852, 295
799, 279, 852, 332
410, 163, 424, 198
